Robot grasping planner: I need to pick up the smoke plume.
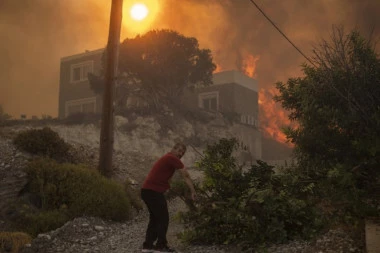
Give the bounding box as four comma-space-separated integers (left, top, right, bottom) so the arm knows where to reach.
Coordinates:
0, 0, 379, 142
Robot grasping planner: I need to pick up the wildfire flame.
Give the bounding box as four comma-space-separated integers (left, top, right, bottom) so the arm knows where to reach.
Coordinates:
213, 63, 223, 73
259, 88, 294, 146
242, 54, 260, 78
240, 54, 294, 147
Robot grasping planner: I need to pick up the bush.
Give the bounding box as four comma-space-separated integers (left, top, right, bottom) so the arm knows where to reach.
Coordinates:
13, 127, 72, 162
11, 206, 69, 237
10, 159, 133, 236
0, 232, 32, 253
26, 159, 132, 220
167, 179, 198, 211
176, 138, 324, 249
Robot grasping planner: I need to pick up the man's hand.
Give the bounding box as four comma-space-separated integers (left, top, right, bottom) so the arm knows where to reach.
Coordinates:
179, 167, 196, 201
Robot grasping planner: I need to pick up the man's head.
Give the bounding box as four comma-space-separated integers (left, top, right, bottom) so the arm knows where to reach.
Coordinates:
171, 143, 187, 158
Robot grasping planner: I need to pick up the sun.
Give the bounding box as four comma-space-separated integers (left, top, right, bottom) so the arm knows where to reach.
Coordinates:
130, 3, 149, 21
122, 0, 159, 34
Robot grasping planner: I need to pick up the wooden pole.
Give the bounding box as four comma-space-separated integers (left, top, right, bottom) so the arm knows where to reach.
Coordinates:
98, 0, 123, 177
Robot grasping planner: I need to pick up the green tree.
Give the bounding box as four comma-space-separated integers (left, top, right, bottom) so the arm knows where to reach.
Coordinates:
274, 27, 380, 217
176, 138, 322, 248
90, 29, 216, 111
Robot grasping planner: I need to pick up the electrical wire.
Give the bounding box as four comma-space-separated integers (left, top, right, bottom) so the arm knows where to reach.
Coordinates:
248, 0, 316, 67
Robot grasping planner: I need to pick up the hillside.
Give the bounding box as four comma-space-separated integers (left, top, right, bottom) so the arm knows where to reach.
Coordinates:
0, 114, 365, 253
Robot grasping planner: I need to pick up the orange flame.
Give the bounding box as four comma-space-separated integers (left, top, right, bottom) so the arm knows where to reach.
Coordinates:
213, 63, 223, 73
259, 88, 295, 146
242, 54, 260, 78
240, 54, 293, 146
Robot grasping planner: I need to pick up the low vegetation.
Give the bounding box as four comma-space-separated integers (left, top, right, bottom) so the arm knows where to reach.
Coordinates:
0, 232, 32, 253
5, 128, 141, 238
173, 138, 324, 250
13, 127, 72, 162
8, 158, 133, 237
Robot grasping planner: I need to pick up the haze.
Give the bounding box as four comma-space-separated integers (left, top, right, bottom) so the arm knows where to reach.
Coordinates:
1, 0, 379, 121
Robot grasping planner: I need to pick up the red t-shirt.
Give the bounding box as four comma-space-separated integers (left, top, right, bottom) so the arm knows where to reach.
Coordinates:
142, 153, 184, 193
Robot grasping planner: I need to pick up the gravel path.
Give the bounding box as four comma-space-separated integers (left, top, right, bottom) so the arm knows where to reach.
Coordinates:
21, 197, 364, 253
21, 198, 231, 253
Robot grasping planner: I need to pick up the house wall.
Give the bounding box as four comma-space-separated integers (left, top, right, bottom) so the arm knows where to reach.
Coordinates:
182, 83, 235, 112
182, 82, 258, 124
58, 49, 104, 118
231, 123, 262, 161
233, 84, 259, 119
182, 81, 261, 160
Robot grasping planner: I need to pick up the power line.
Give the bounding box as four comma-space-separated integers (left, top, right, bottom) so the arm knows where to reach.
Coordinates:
248, 0, 316, 67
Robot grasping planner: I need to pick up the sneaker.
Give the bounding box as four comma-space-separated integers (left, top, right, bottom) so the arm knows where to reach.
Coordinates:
153, 245, 176, 253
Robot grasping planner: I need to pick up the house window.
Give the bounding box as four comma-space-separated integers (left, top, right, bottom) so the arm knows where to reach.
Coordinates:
247, 115, 254, 125
70, 61, 93, 83
241, 114, 259, 127
241, 115, 247, 124
198, 91, 219, 111
65, 97, 96, 117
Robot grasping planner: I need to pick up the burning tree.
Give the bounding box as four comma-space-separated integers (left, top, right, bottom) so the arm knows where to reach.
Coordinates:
274, 27, 380, 217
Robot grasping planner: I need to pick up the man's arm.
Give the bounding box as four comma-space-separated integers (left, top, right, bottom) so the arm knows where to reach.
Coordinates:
178, 167, 196, 200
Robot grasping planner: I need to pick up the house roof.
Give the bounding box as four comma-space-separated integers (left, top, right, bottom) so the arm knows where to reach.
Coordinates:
213, 70, 258, 92
60, 48, 104, 62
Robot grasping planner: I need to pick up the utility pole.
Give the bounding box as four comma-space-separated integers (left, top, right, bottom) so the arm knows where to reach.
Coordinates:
98, 0, 123, 177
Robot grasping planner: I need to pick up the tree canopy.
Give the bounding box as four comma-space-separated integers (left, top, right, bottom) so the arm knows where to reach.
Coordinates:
90, 29, 216, 111
274, 27, 379, 214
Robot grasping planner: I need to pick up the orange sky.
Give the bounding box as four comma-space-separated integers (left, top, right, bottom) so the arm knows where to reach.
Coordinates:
0, 0, 379, 144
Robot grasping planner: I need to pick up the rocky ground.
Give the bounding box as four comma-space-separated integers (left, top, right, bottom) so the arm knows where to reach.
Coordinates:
0, 124, 366, 253
19, 197, 365, 253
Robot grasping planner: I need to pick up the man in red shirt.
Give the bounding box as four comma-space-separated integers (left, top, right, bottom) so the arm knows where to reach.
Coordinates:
141, 143, 196, 253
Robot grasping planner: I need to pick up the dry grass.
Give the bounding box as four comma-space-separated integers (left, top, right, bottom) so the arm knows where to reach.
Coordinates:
0, 232, 32, 253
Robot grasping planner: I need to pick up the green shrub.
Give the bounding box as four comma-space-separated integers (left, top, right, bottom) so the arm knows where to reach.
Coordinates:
167, 179, 198, 212
26, 159, 132, 221
176, 138, 324, 249
315, 164, 379, 224
13, 127, 72, 162
11, 205, 69, 237
10, 158, 133, 236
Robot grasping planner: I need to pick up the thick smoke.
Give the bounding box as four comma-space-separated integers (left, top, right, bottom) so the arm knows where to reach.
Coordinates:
158, 0, 380, 85
0, 0, 110, 117
0, 0, 379, 118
